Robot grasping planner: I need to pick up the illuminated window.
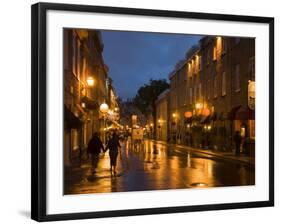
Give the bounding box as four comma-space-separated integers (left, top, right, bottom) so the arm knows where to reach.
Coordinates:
235, 64, 241, 92
222, 72, 226, 96
198, 56, 202, 71
213, 45, 217, 61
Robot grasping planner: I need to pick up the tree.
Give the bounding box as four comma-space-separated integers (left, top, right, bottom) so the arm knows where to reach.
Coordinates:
133, 79, 169, 138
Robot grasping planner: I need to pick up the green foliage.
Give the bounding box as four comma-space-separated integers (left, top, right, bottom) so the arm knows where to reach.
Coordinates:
133, 79, 169, 115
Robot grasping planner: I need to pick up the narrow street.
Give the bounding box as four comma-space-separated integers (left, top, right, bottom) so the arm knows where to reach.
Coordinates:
64, 139, 254, 194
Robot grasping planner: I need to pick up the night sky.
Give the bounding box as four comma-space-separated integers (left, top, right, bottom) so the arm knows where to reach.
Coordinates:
101, 30, 202, 99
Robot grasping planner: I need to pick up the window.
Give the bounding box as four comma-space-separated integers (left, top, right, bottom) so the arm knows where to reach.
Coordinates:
188, 62, 192, 77
235, 64, 241, 92
213, 45, 217, 61
192, 59, 196, 74
198, 56, 202, 71
214, 76, 218, 98
222, 72, 226, 96
249, 56, 255, 80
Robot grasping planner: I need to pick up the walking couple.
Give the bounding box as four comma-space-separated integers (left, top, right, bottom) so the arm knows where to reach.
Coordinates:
87, 132, 121, 175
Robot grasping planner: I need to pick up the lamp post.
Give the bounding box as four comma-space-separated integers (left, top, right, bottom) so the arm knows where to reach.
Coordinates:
100, 102, 109, 143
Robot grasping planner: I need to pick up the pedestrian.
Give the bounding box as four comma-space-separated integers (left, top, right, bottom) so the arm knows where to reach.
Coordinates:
233, 130, 242, 156
104, 132, 121, 175
87, 132, 104, 174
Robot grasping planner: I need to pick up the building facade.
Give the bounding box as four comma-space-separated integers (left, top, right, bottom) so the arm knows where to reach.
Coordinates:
155, 89, 170, 141
63, 29, 116, 166
166, 36, 255, 154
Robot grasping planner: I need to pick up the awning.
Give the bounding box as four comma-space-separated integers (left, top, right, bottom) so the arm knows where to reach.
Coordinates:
227, 105, 242, 120
64, 106, 82, 129
236, 108, 255, 120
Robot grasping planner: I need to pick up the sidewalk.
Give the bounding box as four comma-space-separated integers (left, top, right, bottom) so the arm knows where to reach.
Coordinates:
152, 140, 255, 167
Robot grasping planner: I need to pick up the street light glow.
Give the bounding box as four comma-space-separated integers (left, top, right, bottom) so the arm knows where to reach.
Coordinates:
100, 102, 109, 113
86, 76, 95, 86
195, 103, 203, 109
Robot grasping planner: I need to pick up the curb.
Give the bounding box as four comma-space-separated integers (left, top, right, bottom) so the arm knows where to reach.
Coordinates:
151, 140, 255, 167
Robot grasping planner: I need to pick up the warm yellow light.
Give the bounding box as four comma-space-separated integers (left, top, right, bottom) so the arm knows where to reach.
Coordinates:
100, 102, 109, 113
158, 119, 161, 123
195, 103, 203, 109
172, 113, 176, 118
86, 76, 94, 86
150, 123, 153, 127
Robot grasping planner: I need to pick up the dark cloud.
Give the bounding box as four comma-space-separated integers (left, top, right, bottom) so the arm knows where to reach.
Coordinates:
101, 30, 202, 99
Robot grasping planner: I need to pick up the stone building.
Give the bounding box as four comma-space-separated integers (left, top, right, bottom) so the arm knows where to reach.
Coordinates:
198, 36, 255, 152
155, 89, 170, 141
168, 60, 189, 144
166, 36, 255, 154
63, 29, 112, 166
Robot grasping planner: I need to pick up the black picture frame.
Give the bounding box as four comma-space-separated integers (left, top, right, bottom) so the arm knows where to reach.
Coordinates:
31, 2, 274, 222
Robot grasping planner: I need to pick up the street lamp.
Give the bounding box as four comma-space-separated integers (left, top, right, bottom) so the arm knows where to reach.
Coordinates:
86, 76, 95, 87
100, 102, 109, 114
100, 102, 109, 142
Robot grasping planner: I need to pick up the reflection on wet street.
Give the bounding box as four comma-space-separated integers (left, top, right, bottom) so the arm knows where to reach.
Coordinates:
64, 139, 255, 195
